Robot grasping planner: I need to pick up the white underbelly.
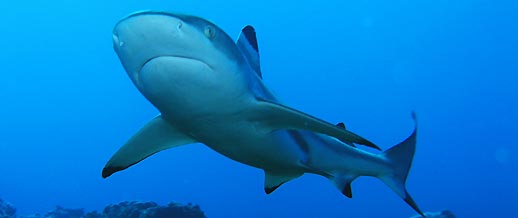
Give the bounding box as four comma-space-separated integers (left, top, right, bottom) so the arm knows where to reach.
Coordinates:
185, 117, 306, 171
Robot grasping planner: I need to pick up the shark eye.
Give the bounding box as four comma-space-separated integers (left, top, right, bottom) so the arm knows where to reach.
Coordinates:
204, 25, 216, 39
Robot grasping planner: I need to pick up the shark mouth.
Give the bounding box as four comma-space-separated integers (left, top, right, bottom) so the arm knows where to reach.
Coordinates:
138, 55, 212, 75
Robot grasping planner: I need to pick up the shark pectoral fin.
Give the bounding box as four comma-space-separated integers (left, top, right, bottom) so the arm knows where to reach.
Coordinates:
264, 171, 303, 194
102, 115, 196, 178
253, 98, 380, 150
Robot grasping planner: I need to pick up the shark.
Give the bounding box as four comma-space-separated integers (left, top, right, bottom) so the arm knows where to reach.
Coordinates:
103, 11, 426, 216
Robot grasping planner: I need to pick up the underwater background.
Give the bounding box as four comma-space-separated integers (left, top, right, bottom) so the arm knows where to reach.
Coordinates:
0, 0, 516, 217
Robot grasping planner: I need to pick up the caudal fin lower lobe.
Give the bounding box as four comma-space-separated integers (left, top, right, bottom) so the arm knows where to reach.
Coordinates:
379, 112, 426, 217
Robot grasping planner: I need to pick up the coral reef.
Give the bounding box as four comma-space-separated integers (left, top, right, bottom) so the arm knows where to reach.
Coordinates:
18, 206, 85, 218
0, 199, 16, 218
99, 201, 205, 218
0, 198, 205, 218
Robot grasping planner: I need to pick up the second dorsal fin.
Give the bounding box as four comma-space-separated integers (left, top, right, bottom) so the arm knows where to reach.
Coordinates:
237, 25, 262, 78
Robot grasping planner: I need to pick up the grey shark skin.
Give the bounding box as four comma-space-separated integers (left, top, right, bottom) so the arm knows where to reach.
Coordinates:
104, 11, 426, 217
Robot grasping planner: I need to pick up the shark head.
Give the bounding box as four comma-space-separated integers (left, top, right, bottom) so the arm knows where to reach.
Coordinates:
112, 11, 244, 84
112, 11, 251, 119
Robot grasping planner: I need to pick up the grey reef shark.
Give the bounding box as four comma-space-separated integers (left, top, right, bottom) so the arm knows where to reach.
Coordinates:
103, 11, 427, 217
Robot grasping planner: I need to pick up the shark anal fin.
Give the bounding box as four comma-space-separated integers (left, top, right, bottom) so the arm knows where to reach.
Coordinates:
102, 115, 196, 178
252, 98, 379, 150
264, 171, 303, 194
342, 183, 353, 198
237, 25, 262, 78
331, 174, 357, 199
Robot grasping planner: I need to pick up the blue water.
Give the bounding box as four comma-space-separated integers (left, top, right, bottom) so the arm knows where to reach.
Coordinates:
1, 0, 516, 217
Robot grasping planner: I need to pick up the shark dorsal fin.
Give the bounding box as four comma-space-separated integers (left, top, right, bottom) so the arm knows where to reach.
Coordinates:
237, 25, 262, 78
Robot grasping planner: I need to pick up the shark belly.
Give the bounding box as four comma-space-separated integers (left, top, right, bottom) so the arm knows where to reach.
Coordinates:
137, 55, 307, 171
137, 56, 250, 120
173, 114, 308, 172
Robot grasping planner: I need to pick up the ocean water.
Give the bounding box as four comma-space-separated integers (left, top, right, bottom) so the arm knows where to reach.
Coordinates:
0, 0, 516, 217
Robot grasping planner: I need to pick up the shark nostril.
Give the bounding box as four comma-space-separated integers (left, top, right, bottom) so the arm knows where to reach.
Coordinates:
112, 34, 124, 47
177, 21, 183, 30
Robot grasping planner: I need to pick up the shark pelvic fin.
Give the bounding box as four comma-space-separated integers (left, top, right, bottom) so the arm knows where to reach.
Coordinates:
264, 171, 303, 194
252, 98, 379, 150
102, 115, 196, 178
237, 25, 262, 78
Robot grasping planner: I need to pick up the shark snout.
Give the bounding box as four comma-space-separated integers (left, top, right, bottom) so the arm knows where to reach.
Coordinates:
112, 11, 222, 85
111, 11, 187, 53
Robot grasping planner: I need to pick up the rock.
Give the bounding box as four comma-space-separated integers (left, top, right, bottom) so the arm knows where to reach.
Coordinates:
102, 201, 205, 218
19, 206, 85, 218
84, 211, 102, 218
410, 210, 455, 218
0, 198, 16, 218
1, 198, 205, 218
102, 201, 158, 218
18, 214, 44, 218
140, 202, 205, 218
45, 206, 84, 218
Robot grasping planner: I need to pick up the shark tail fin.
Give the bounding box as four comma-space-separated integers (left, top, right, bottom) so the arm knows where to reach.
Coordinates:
379, 112, 426, 217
